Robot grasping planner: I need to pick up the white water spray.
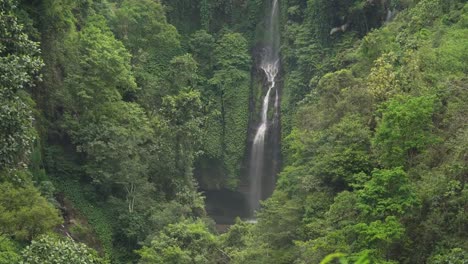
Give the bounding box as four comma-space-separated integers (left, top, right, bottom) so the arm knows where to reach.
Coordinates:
254, 60, 279, 144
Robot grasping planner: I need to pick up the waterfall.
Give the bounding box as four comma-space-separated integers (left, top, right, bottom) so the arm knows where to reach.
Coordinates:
248, 0, 280, 215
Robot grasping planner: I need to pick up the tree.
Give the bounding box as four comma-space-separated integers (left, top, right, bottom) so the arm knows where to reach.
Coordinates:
168, 54, 199, 90
373, 95, 438, 167
429, 248, 468, 264
0, 235, 21, 264
356, 168, 417, 219
21, 234, 105, 264
137, 220, 221, 264
351, 216, 405, 261
367, 53, 400, 102
189, 30, 215, 77
111, 0, 182, 109
161, 90, 204, 180
212, 33, 250, 71
111, 0, 180, 62
66, 101, 155, 212
303, 114, 372, 190
0, 0, 42, 171
0, 182, 61, 240
64, 15, 136, 113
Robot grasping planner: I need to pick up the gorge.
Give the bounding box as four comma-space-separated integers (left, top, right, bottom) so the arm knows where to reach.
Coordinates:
2, 0, 466, 262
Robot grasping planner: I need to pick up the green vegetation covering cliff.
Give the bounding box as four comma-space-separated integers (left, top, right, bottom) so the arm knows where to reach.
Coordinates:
230, 0, 467, 263
0, 0, 466, 263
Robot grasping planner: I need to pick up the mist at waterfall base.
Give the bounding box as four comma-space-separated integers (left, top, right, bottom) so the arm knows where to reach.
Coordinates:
248, 0, 281, 216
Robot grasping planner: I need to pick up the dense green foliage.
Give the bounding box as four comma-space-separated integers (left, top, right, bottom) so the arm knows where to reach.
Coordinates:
225, 0, 467, 263
0, 235, 21, 264
0, 0, 466, 263
1, 0, 257, 262
21, 234, 105, 264
210, 32, 251, 187
0, 0, 61, 249
137, 220, 222, 264
0, 182, 61, 240
0, 0, 41, 172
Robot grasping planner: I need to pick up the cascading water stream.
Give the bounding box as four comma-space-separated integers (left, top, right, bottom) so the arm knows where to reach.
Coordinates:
248, 0, 280, 215
254, 61, 279, 144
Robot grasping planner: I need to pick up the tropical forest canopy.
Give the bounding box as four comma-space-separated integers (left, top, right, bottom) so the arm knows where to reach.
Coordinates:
0, 0, 466, 263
